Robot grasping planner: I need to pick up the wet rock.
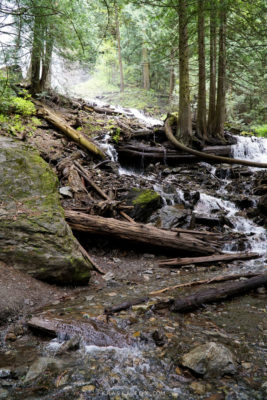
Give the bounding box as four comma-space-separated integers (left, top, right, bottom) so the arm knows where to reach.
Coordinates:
0, 137, 92, 284
235, 197, 254, 210
0, 370, 11, 379
0, 389, 8, 399
215, 167, 230, 180
24, 357, 62, 382
258, 194, 267, 216
190, 381, 206, 395
149, 206, 191, 229
124, 188, 162, 222
4, 332, 17, 342
253, 184, 267, 196
56, 336, 80, 355
181, 342, 237, 378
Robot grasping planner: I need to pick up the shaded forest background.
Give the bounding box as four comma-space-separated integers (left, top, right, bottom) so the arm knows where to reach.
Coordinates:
0, 0, 266, 138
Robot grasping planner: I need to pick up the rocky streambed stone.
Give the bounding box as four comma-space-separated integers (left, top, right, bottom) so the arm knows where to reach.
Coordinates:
0, 137, 91, 284
181, 342, 237, 378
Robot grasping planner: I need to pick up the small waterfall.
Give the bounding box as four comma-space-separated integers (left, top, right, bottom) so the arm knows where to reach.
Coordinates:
194, 193, 266, 256
231, 135, 267, 164
98, 133, 118, 162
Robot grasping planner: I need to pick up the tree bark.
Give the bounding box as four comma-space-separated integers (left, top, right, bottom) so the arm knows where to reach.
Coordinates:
169, 52, 175, 103
142, 41, 150, 90
65, 210, 219, 255
115, 3, 124, 92
170, 274, 267, 312
214, 1, 227, 139
30, 15, 44, 95
177, 0, 192, 145
207, 0, 217, 134
197, 0, 207, 140
39, 27, 54, 92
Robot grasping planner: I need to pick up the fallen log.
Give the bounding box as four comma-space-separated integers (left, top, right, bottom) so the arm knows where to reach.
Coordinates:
104, 296, 149, 316
159, 252, 260, 267
169, 273, 267, 313
165, 117, 267, 168
34, 100, 106, 159
65, 210, 219, 255
149, 272, 260, 295
119, 143, 232, 156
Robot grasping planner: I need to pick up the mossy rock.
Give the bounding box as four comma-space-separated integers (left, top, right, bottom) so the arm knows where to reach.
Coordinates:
125, 188, 162, 222
0, 137, 91, 284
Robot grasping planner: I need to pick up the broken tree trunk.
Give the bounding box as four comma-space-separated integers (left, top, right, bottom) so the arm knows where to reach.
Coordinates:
165, 117, 267, 168
159, 252, 260, 267
34, 100, 106, 159
65, 210, 219, 255
170, 273, 267, 312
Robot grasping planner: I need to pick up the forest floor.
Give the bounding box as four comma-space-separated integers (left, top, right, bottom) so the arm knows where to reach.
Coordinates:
0, 95, 266, 400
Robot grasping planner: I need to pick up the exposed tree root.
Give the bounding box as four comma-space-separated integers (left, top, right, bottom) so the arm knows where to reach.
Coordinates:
165, 117, 267, 168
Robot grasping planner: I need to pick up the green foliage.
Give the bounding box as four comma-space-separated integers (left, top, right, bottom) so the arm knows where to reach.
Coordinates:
251, 124, 267, 137
11, 97, 36, 116
111, 127, 121, 143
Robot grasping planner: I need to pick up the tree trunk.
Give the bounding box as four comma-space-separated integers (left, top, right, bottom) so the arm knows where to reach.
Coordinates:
177, 0, 192, 145
207, 0, 217, 134
197, 0, 207, 140
115, 3, 124, 92
39, 28, 54, 92
214, 1, 227, 139
169, 52, 175, 103
30, 16, 44, 95
65, 210, 219, 255
142, 41, 150, 90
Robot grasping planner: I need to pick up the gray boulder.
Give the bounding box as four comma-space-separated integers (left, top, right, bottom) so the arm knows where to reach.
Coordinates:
149, 205, 190, 229
181, 342, 237, 378
0, 137, 91, 284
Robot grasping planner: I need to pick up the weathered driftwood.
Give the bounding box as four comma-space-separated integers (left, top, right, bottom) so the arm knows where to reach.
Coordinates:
74, 161, 134, 223
159, 252, 260, 267
165, 117, 267, 168
65, 210, 219, 255
34, 100, 106, 159
169, 273, 267, 312
149, 272, 260, 295
27, 316, 131, 347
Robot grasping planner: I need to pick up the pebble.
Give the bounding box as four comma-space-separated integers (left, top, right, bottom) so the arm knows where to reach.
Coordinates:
0, 389, 8, 399
5, 332, 16, 341
0, 370, 11, 379
82, 385, 95, 392
190, 381, 206, 395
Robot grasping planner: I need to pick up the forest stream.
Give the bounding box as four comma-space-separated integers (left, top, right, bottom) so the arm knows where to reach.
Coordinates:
0, 97, 266, 400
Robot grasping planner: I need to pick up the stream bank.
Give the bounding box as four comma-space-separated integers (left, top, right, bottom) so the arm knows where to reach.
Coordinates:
0, 95, 266, 399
